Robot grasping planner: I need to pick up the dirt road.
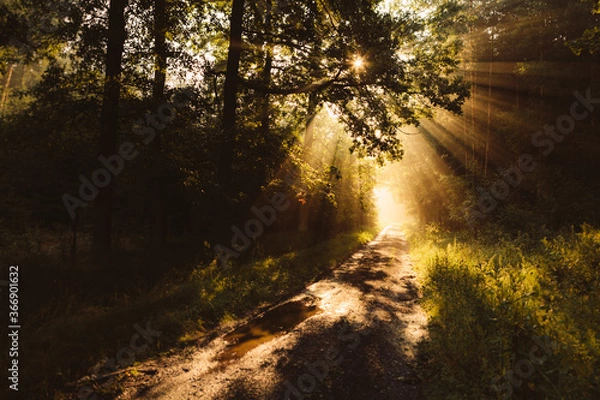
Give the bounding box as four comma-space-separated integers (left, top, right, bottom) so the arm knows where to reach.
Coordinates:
114, 225, 427, 399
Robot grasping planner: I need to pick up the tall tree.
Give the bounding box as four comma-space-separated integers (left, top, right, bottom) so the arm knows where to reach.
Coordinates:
149, 0, 168, 249
219, 0, 245, 191
92, 0, 128, 258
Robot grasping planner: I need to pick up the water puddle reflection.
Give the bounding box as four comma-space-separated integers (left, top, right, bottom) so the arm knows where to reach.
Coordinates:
219, 300, 321, 361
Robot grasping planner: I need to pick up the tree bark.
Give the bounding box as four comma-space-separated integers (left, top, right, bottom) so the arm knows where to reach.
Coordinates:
218, 0, 245, 191
471, 66, 476, 166
92, 0, 128, 260
149, 0, 168, 250
298, 92, 319, 232
0, 63, 14, 113
484, 43, 494, 178
260, 0, 272, 137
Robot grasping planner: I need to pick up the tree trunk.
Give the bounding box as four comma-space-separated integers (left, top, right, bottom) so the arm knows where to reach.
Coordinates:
149, 0, 168, 250
469, 1, 476, 170
71, 213, 78, 268
260, 0, 272, 137
298, 1, 321, 233
298, 92, 319, 232
471, 66, 477, 166
484, 44, 494, 178
591, 61, 596, 127
316, 139, 340, 239
218, 0, 245, 191
0, 63, 14, 113
92, 0, 128, 260
515, 65, 520, 110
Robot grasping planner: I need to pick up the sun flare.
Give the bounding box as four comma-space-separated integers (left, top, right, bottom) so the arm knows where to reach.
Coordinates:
352, 55, 366, 71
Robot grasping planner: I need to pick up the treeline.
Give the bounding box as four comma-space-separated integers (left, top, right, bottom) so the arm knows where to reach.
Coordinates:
0, 0, 467, 269
387, 0, 600, 232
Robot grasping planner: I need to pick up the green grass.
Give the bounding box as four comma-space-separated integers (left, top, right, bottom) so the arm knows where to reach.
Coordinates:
407, 223, 600, 399
13, 228, 377, 398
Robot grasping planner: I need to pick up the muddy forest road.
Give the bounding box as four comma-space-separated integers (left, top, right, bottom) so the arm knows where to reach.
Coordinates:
117, 225, 428, 400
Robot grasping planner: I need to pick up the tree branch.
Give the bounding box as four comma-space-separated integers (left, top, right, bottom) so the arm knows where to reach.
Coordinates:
240, 68, 343, 95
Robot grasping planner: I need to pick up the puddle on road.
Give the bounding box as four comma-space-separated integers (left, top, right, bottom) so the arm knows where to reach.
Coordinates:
218, 300, 321, 362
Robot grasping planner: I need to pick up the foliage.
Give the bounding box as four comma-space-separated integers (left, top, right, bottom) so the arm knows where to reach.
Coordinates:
408, 224, 600, 399
569, 0, 600, 55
